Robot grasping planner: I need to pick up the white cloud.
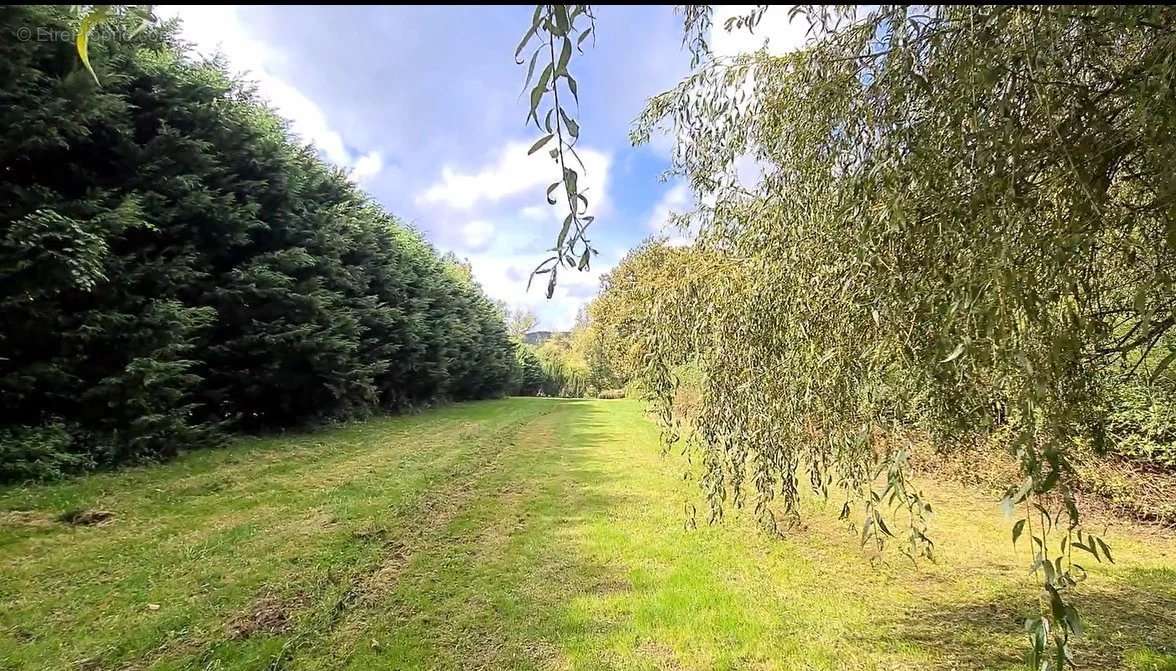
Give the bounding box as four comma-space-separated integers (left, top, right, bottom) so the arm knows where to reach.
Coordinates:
417, 141, 611, 219
520, 205, 548, 221
462, 249, 616, 331
351, 151, 384, 184
645, 182, 700, 247
460, 220, 496, 252
646, 182, 691, 232
156, 5, 381, 182
711, 5, 810, 58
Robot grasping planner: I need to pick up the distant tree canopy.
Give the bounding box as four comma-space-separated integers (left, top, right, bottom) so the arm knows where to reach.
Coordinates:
0, 5, 517, 480
507, 306, 539, 339
587, 239, 710, 385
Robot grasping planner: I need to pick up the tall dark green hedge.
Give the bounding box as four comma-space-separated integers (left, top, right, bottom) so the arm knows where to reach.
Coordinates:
0, 6, 518, 479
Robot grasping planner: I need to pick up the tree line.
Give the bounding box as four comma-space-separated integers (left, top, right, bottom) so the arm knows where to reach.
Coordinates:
0, 6, 518, 480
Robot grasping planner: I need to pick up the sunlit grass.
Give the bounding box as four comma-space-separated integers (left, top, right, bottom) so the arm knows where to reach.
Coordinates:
1, 398, 1172, 670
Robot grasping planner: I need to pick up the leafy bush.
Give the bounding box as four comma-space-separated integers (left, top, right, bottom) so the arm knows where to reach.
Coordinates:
1105, 379, 1176, 470
910, 425, 1176, 526
0, 423, 92, 481
1072, 449, 1176, 525
538, 356, 591, 398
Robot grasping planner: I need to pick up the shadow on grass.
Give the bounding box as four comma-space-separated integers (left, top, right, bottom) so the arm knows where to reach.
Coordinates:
888, 564, 1176, 669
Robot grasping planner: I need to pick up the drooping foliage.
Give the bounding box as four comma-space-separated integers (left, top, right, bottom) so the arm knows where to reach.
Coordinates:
623, 5, 1176, 667
0, 6, 517, 480
515, 4, 599, 296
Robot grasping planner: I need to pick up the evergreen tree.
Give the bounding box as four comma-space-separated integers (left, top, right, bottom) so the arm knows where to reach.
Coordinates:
0, 6, 518, 479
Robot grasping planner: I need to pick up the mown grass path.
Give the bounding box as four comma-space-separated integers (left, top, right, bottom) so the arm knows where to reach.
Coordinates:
2, 399, 1173, 670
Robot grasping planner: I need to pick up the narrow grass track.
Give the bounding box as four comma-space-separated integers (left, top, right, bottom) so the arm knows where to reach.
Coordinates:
1, 398, 1173, 670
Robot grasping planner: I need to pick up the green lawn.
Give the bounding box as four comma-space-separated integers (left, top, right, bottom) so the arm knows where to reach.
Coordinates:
1, 398, 1173, 670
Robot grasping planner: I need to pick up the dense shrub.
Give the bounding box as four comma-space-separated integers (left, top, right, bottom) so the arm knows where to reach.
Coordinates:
537, 356, 591, 398
0, 423, 93, 482
908, 424, 1176, 526
512, 344, 546, 396
0, 6, 516, 480
1104, 378, 1176, 470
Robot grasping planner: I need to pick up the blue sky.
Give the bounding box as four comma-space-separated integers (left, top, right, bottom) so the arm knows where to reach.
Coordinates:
156, 6, 803, 329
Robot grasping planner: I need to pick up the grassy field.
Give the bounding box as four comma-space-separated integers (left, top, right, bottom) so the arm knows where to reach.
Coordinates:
1, 398, 1173, 670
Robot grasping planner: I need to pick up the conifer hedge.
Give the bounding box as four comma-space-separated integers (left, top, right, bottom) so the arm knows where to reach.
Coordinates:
0, 6, 517, 480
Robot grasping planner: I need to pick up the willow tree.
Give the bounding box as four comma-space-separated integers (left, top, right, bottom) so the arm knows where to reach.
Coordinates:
522, 4, 1176, 668
588, 239, 708, 385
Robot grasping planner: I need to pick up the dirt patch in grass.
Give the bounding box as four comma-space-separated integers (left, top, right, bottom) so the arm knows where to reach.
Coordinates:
588, 575, 631, 596
636, 640, 686, 671
227, 591, 308, 639
356, 539, 416, 605
57, 509, 115, 526
524, 639, 572, 671
0, 510, 57, 529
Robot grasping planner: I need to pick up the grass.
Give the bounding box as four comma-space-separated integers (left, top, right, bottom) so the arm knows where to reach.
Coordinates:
1, 398, 1173, 670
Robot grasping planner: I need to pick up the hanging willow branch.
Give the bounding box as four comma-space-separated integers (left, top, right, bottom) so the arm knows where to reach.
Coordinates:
516, 4, 597, 298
